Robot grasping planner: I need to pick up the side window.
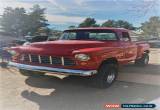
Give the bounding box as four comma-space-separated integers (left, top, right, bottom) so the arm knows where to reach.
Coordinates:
122, 32, 130, 41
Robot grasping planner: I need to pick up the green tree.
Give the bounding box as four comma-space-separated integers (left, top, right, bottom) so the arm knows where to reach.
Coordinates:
141, 16, 160, 38
102, 20, 135, 30
0, 4, 49, 36
68, 25, 76, 29
101, 20, 116, 27
79, 18, 99, 27
116, 20, 135, 30
0, 7, 28, 36
28, 4, 49, 35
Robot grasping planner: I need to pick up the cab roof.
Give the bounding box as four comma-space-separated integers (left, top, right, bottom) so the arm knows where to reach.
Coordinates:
65, 27, 129, 32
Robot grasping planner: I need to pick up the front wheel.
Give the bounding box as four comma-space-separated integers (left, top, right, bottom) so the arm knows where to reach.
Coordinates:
19, 69, 45, 77
92, 63, 118, 88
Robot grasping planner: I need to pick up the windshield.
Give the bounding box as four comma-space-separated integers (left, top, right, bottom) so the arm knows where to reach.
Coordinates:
59, 30, 117, 41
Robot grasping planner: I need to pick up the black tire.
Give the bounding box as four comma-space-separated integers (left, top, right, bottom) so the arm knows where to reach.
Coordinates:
135, 53, 149, 66
19, 69, 45, 77
92, 63, 118, 88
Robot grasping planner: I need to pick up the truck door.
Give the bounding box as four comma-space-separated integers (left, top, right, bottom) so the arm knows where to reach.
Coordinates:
121, 32, 137, 61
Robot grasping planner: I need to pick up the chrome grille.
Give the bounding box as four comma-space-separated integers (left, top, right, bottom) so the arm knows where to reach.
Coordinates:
30, 55, 39, 63
41, 56, 50, 64
22, 54, 76, 66
52, 57, 62, 65
24, 54, 29, 62
64, 58, 76, 66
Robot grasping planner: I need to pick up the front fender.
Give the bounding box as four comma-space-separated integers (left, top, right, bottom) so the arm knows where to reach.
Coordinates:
72, 47, 121, 67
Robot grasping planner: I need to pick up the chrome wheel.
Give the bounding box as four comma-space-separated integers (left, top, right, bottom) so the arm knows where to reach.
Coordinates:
107, 71, 115, 83
144, 56, 149, 64
93, 63, 118, 88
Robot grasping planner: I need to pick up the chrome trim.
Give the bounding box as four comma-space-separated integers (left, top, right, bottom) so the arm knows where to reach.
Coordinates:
38, 55, 41, 63
49, 56, 52, 64
61, 57, 64, 66
21, 54, 24, 61
8, 62, 97, 76
28, 54, 32, 62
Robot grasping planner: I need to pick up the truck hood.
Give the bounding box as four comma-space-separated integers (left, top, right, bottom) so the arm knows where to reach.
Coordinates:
18, 40, 113, 55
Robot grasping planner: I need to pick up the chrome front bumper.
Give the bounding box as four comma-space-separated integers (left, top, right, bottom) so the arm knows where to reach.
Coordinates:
8, 62, 97, 76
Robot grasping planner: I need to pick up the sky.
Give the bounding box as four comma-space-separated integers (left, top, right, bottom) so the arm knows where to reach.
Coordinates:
0, 0, 160, 30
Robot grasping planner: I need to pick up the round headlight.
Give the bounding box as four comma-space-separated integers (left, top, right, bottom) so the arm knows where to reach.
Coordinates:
75, 54, 90, 61
8, 50, 17, 55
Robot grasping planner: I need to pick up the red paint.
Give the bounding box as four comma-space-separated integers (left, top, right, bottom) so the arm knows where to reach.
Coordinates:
11, 27, 150, 70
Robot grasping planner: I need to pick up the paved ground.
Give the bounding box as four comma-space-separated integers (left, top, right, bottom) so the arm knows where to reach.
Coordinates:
0, 48, 160, 110
118, 48, 160, 86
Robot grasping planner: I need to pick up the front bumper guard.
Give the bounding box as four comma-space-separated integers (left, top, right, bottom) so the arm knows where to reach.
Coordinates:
8, 62, 97, 76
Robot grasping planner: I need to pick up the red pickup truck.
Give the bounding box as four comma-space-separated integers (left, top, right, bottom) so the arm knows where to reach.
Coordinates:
9, 27, 150, 88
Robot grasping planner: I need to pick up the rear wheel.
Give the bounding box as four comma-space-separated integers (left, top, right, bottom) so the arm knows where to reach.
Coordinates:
92, 63, 118, 88
19, 69, 45, 77
135, 53, 149, 66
